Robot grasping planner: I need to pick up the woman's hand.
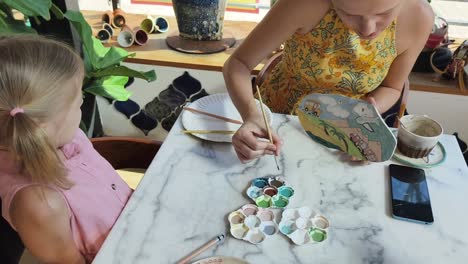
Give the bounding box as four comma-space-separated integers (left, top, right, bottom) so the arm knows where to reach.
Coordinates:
232, 117, 282, 163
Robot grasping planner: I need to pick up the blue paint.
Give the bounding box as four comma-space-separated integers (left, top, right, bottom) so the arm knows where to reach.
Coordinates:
252, 178, 269, 188
261, 224, 276, 236
279, 220, 295, 235
246, 186, 262, 199
278, 186, 294, 198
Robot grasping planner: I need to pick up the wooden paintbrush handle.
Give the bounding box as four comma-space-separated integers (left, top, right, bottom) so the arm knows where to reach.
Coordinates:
183, 107, 243, 125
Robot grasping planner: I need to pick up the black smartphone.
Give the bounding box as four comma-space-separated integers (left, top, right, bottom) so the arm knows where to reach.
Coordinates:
389, 164, 434, 225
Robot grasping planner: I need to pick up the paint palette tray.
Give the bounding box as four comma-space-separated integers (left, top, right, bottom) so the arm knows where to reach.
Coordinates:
278, 207, 330, 245
246, 177, 294, 209
228, 204, 278, 244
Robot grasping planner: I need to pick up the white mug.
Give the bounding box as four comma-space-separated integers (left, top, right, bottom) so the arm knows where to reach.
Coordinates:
397, 115, 443, 158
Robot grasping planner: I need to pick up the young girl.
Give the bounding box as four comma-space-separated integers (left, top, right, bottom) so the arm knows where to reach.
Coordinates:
0, 35, 132, 263
223, 0, 434, 163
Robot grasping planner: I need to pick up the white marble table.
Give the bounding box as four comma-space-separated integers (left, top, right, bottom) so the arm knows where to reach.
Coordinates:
93, 114, 468, 264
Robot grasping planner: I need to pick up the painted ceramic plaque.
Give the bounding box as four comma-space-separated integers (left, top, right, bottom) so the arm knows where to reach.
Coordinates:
296, 94, 397, 162
246, 177, 294, 209
228, 204, 278, 244
278, 207, 330, 245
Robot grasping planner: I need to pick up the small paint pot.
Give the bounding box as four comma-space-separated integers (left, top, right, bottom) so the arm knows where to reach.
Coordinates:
295, 217, 312, 230
268, 177, 285, 188
228, 211, 245, 225
297, 206, 314, 218
308, 228, 327, 242
282, 208, 298, 220
140, 16, 155, 33
133, 27, 149, 46
154, 16, 169, 33
252, 178, 269, 189
230, 223, 248, 239
102, 10, 113, 25
279, 219, 296, 235
117, 28, 134, 48
246, 186, 262, 200
312, 215, 330, 230
255, 195, 272, 208
257, 209, 274, 221
96, 28, 111, 43
241, 204, 258, 216
290, 229, 310, 245
259, 221, 277, 236
245, 229, 265, 244
102, 23, 113, 36
278, 185, 294, 198
244, 215, 260, 229
271, 195, 289, 208
112, 8, 126, 28
263, 186, 277, 197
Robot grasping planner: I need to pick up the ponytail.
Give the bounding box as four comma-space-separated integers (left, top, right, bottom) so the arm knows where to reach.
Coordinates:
4, 110, 71, 188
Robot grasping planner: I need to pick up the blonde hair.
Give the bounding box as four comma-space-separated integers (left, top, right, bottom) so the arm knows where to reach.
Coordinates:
0, 35, 84, 188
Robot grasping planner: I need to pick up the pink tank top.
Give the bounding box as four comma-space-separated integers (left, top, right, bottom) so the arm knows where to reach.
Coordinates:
0, 129, 133, 262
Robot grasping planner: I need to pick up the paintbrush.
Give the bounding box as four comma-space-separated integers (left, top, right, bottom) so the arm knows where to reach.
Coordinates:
183, 106, 243, 125
176, 234, 225, 264
181, 130, 236, 134
255, 85, 280, 171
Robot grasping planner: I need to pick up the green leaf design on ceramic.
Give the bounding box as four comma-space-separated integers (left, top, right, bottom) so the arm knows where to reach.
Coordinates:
298, 109, 365, 160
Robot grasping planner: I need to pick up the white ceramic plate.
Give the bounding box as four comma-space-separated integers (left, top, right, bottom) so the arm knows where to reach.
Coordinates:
182, 93, 273, 142
192, 256, 248, 264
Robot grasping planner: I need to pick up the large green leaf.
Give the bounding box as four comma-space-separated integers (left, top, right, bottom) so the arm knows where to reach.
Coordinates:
0, 18, 36, 34
3, 0, 51, 20
96, 47, 131, 69
64, 10, 96, 72
49, 4, 64, 20
84, 76, 132, 101
65, 11, 130, 73
90, 65, 156, 82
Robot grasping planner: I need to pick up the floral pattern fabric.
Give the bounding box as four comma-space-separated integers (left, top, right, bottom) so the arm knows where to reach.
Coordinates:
259, 8, 397, 114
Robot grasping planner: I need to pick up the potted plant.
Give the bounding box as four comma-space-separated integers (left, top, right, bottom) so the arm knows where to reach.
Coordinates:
0, 0, 157, 134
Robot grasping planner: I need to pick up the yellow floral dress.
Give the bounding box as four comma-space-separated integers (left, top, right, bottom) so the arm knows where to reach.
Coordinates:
259, 8, 397, 114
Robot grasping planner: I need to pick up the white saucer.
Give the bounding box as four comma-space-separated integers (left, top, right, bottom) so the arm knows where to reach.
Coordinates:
182, 93, 272, 143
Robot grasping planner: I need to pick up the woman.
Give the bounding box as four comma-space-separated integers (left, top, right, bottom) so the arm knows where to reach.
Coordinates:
223, 0, 434, 163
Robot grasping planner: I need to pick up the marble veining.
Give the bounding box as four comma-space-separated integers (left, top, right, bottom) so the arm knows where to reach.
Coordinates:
93, 114, 468, 264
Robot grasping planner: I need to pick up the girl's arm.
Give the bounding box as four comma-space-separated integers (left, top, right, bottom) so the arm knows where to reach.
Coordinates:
223, 0, 329, 120
223, 0, 330, 162
10, 186, 86, 264
368, 1, 434, 114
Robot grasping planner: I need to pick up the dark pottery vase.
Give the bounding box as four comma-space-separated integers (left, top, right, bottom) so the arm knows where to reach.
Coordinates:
172, 0, 228, 41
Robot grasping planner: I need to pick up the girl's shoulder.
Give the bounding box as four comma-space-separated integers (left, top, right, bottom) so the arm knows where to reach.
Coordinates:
10, 185, 69, 230
396, 0, 434, 54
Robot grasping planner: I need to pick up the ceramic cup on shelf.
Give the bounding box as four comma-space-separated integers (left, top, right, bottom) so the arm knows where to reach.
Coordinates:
140, 16, 155, 33
96, 28, 111, 43
133, 27, 149, 46
102, 23, 114, 36
397, 115, 443, 158
154, 16, 169, 33
117, 26, 134, 47
102, 10, 113, 25
112, 8, 127, 28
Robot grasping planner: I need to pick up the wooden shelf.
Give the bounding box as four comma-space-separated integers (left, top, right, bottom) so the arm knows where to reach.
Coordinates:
83, 10, 466, 96
409, 72, 466, 96
83, 10, 264, 73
